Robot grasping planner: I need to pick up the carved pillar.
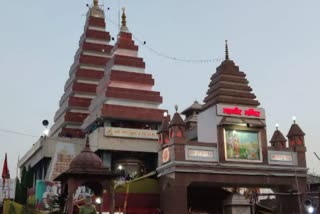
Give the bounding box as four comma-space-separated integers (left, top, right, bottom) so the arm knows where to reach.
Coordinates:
66, 178, 79, 214
66, 193, 74, 214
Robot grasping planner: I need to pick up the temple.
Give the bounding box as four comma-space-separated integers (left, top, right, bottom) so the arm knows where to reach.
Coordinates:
18, 2, 310, 214
157, 41, 308, 214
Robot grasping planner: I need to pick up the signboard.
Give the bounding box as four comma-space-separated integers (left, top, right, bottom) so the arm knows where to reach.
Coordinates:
268, 151, 297, 166
185, 146, 218, 162
224, 129, 262, 162
271, 154, 293, 161
35, 180, 92, 211
217, 104, 265, 119
0, 179, 16, 202
47, 142, 76, 180
105, 127, 158, 139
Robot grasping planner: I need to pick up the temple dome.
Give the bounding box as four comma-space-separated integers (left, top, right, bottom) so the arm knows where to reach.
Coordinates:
69, 138, 103, 170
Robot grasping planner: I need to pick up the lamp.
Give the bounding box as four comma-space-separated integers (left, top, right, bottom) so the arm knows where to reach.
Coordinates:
42, 120, 49, 136
95, 196, 102, 214
304, 199, 315, 213
163, 112, 168, 118
95, 197, 102, 205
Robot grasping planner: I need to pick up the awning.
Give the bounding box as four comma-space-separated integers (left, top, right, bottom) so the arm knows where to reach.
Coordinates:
219, 116, 265, 127
115, 171, 159, 194
113, 171, 160, 210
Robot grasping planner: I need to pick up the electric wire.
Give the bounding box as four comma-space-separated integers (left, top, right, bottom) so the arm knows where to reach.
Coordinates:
0, 128, 38, 138
105, 16, 223, 64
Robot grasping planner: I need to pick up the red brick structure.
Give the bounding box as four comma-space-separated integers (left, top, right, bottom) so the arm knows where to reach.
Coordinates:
49, 0, 113, 138
82, 8, 166, 129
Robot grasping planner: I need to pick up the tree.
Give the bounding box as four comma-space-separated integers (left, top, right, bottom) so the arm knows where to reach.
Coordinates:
26, 165, 33, 188
20, 166, 27, 188
14, 166, 29, 204
14, 177, 24, 204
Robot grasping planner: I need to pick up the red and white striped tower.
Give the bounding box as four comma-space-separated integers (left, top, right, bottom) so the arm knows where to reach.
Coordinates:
50, 0, 113, 138
82, 7, 166, 130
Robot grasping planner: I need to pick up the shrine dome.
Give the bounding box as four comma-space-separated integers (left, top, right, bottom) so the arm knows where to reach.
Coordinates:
69, 137, 103, 170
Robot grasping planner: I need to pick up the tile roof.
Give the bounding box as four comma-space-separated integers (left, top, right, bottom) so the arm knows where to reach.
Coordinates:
287, 123, 305, 137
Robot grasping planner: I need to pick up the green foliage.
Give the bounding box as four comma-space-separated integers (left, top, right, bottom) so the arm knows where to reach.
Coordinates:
21, 166, 27, 188
27, 194, 36, 207
15, 165, 32, 205
8, 202, 16, 214
15, 178, 24, 204
26, 165, 33, 188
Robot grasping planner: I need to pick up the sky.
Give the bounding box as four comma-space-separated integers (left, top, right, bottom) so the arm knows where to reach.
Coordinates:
0, 0, 320, 177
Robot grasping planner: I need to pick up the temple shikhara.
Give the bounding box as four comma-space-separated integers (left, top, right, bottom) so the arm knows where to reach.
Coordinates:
18, 1, 311, 213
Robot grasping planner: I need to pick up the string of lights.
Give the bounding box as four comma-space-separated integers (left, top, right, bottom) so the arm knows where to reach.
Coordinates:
105, 16, 223, 64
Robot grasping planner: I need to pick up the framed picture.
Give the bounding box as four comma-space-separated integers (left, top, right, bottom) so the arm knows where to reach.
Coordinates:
224, 129, 262, 162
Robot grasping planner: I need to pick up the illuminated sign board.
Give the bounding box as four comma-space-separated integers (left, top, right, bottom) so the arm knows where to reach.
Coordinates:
270, 154, 293, 162
268, 151, 297, 166
188, 149, 214, 158
185, 146, 218, 162
217, 104, 265, 119
105, 127, 158, 139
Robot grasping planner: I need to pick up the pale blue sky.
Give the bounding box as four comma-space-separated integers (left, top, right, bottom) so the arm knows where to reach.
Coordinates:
1, 0, 320, 177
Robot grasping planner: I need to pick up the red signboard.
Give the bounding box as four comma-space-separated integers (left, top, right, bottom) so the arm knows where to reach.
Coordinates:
223, 107, 242, 115
217, 104, 265, 119
244, 108, 261, 117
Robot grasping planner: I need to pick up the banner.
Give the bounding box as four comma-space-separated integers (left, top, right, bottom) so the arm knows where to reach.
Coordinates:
35, 180, 60, 210
105, 127, 158, 139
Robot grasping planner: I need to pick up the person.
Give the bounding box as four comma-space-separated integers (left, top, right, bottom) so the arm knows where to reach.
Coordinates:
79, 195, 97, 214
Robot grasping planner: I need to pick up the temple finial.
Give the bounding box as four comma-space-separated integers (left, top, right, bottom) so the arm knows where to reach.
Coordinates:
120, 7, 129, 32
225, 40, 229, 60
93, 0, 98, 7
85, 136, 90, 148
122, 8, 127, 27
175, 105, 178, 112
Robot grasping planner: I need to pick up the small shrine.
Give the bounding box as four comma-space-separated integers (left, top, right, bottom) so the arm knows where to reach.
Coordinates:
54, 137, 118, 214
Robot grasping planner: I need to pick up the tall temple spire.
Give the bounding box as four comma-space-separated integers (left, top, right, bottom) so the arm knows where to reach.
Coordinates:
49, 0, 112, 138
225, 40, 229, 60
121, 7, 129, 32
202, 40, 260, 110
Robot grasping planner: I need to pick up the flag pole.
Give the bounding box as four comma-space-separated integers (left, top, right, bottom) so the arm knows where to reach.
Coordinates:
6, 178, 10, 199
